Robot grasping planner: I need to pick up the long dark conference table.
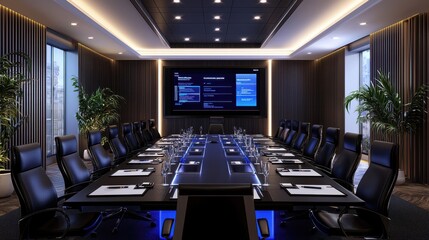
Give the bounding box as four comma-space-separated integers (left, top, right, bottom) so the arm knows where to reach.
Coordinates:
65, 134, 364, 210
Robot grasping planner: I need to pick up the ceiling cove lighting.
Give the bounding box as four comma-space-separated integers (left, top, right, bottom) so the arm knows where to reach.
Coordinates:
287, 0, 368, 54
157, 59, 163, 136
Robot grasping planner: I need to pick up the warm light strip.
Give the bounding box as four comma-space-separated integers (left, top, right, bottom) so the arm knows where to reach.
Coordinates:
289, 0, 368, 52
267, 60, 272, 136
136, 48, 293, 57
67, 0, 140, 50
157, 59, 163, 136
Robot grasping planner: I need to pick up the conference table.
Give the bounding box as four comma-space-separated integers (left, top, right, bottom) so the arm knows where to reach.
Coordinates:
64, 134, 364, 210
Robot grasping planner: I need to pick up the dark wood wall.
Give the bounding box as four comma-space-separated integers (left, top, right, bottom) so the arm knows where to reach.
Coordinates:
371, 13, 429, 183
1, 5, 47, 167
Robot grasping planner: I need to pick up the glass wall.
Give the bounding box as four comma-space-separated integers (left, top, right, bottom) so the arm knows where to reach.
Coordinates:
359, 49, 371, 154
46, 45, 65, 156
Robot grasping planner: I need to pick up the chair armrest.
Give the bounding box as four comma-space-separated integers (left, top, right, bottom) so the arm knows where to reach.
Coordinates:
64, 181, 92, 195
312, 164, 332, 176
19, 207, 70, 239
337, 206, 390, 238
90, 166, 112, 180
331, 178, 355, 192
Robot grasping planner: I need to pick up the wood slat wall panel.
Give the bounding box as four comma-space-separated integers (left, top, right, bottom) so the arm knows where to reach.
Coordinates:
0, 5, 46, 168
371, 13, 429, 183
271, 60, 316, 131
314, 49, 346, 149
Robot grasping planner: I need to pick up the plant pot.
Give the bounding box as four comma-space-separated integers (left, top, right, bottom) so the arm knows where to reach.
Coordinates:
396, 169, 406, 185
0, 170, 14, 198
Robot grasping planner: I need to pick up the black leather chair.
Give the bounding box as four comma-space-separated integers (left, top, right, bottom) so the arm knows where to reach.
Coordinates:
284, 120, 299, 147
311, 127, 340, 169
208, 116, 225, 134
301, 124, 323, 160
55, 135, 101, 194
169, 184, 261, 240
309, 140, 398, 238
108, 125, 129, 164
278, 119, 291, 142
122, 122, 142, 155
326, 132, 362, 191
133, 121, 148, 148
273, 119, 286, 140
148, 118, 162, 140
87, 130, 114, 174
141, 120, 155, 145
290, 122, 310, 153
12, 143, 102, 239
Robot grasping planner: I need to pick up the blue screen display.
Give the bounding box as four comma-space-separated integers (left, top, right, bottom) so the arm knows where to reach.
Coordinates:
165, 67, 264, 115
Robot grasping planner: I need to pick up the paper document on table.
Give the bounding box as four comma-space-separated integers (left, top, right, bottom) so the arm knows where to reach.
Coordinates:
128, 159, 154, 164
145, 147, 163, 152
276, 168, 321, 177
278, 153, 295, 157
111, 169, 152, 176
89, 185, 147, 196
253, 188, 261, 200
253, 138, 270, 141
171, 188, 178, 199
156, 141, 173, 145
138, 152, 163, 157
284, 184, 345, 196
266, 147, 287, 151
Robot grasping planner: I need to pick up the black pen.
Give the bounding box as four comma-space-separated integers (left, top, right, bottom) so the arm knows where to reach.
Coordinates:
301, 186, 322, 189
107, 186, 128, 189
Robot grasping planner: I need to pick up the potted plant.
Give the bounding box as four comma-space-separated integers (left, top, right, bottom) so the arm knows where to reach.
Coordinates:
345, 70, 428, 184
0, 52, 31, 197
72, 77, 124, 158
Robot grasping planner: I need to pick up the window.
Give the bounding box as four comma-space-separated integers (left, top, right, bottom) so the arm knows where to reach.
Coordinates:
359, 49, 370, 154
46, 45, 65, 156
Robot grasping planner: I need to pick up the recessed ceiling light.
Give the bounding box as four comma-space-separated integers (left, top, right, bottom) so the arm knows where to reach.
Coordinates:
70, 22, 77, 26
260, 0, 267, 3
307, 52, 312, 55
118, 52, 123, 55
175, 16, 182, 20
360, 22, 367, 26
332, 36, 340, 40
88, 36, 94, 39
254, 16, 261, 20
215, 38, 220, 42
173, 0, 180, 3
214, 0, 221, 3
215, 27, 220, 31
241, 38, 247, 41
184, 37, 190, 41
214, 16, 221, 20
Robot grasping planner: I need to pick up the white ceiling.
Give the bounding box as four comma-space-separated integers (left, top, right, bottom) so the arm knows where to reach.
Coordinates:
2, 0, 429, 60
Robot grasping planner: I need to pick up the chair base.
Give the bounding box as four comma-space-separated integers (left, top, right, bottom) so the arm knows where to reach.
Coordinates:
103, 207, 156, 233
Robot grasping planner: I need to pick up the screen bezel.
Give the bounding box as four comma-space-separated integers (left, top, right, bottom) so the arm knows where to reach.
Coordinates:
164, 66, 266, 117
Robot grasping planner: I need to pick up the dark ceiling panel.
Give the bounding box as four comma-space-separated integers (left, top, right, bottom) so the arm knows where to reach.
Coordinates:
132, 0, 301, 48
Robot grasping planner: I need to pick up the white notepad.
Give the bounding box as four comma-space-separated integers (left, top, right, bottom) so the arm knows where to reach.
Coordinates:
253, 138, 271, 141
156, 141, 173, 145
283, 184, 345, 196
138, 152, 163, 157
145, 147, 163, 152
111, 169, 152, 176
128, 159, 154, 164
276, 168, 321, 177
278, 153, 295, 157
89, 185, 147, 196
266, 147, 287, 151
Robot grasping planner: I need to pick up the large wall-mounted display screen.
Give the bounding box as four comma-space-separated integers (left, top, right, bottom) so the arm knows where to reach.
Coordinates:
164, 67, 265, 116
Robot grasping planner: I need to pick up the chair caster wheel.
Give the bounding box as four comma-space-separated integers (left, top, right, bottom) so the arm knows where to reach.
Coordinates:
150, 221, 156, 227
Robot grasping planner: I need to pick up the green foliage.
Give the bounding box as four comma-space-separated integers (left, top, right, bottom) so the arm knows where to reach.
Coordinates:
72, 77, 124, 144
0, 52, 31, 169
345, 70, 428, 135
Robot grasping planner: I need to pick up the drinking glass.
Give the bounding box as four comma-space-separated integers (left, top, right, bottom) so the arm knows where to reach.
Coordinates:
161, 163, 169, 186
261, 161, 270, 186
253, 147, 261, 165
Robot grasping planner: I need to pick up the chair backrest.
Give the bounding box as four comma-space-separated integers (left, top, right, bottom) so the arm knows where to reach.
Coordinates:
331, 132, 362, 187
122, 122, 141, 153
55, 135, 91, 189
356, 140, 398, 216
284, 120, 300, 147
313, 127, 340, 167
133, 121, 147, 148
274, 119, 285, 139
278, 119, 291, 141
173, 184, 258, 240
148, 119, 162, 139
302, 124, 323, 160
12, 143, 58, 217
108, 125, 128, 162
87, 130, 113, 171
292, 122, 310, 151
208, 124, 225, 134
